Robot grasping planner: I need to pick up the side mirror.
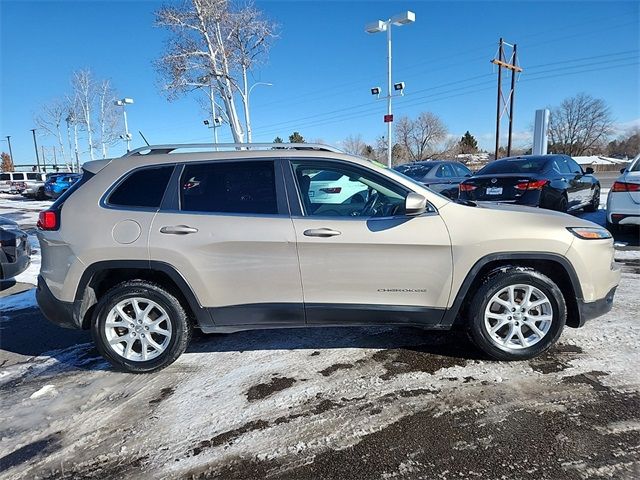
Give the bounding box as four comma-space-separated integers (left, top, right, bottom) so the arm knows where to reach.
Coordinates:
620, 168, 626, 174
585, 167, 594, 174
405, 192, 427, 216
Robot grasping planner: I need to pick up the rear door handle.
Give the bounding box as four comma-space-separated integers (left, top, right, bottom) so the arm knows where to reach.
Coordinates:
160, 225, 199, 235
303, 228, 341, 238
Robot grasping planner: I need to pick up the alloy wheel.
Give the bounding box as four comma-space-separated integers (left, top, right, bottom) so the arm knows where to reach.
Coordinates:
483, 284, 553, 350
104, 297, 172, 361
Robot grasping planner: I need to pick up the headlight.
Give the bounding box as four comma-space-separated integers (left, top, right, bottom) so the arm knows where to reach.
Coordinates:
567, 227, 612, 240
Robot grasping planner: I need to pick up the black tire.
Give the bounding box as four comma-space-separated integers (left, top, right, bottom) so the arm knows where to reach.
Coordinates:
466, 268, 566, 361
584, 187, 600, 212
36, 187, 46, 201
555, 194, 568, 213
92, 280, 192, 373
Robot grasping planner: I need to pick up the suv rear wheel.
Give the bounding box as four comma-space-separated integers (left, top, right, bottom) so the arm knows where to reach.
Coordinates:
92, 280, 192, 373
467, 268, 566, 360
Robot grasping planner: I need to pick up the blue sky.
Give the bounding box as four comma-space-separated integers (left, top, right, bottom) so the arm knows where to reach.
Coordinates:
1, 0, 639, 165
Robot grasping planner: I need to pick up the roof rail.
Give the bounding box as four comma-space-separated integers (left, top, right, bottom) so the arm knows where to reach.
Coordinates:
122, 143, 343, 157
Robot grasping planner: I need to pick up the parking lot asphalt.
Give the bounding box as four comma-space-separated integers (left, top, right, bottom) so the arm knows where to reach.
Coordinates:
1, 191, 639, 480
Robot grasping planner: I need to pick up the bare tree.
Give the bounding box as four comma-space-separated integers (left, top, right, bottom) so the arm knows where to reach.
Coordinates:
548, 93, 614, 156
72, 69, 97, 160
227, 3, 277, 142
341, 134, 366, 155
96, 80, 121, 158
156, 0, 276, 143
395, 112, 448, 161
34, 98, 67, 162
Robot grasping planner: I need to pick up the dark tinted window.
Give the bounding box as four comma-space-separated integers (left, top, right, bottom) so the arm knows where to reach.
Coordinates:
479, 158, 549, 175
435, 164, 455, 178
0, 174, 9, 181
108, 166, 173, 208
566, 157, 583, 174
312, 170, 343, 181
452, 163, 472, 177
27, 173, 41, 180
394, 164, 435, 180
180, 161, 277, 214
12, 173, 25, 181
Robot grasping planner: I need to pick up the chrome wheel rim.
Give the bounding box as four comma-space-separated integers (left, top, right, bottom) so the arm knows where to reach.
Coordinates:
484, 284, 553, 350
104, 297, 172, 362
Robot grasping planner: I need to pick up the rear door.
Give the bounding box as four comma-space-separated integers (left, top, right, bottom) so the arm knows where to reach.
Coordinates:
286, 159, 453, 326
148, 159, 304, 327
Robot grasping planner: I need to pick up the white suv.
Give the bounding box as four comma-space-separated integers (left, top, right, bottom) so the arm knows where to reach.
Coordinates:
35, 143, 621, 373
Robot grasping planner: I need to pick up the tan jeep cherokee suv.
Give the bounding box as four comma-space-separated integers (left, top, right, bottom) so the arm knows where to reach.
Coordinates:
36, 144, 620, 373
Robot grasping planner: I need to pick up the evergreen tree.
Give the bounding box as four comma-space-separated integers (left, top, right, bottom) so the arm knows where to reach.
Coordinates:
459, 131, 478, 154
273, 136, 283, 143
289, 131, 305, 143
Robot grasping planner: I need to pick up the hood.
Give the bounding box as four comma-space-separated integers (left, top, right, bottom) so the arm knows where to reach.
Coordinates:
443, 200, 601, 229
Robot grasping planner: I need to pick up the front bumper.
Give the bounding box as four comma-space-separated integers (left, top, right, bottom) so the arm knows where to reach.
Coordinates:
575, 286, 617, 327
36, 275, 81, 329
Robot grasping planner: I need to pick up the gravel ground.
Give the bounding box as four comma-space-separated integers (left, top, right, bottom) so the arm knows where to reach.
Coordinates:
0, 193, 639, 480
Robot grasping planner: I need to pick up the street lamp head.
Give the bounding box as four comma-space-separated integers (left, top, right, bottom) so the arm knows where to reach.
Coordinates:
203, 120, 210, 126
393, 82, 405, 91
123, 98, 134, 105
365, 20, 387, 34
114, 100, 124, 106
391, 11, 416, 26
371, 87, 381, 96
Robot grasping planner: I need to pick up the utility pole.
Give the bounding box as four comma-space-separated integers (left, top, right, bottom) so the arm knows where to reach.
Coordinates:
31, 129, 41, 172
41, 146, 47, 172
491, 38, 522, 160
5, 136, 14, 164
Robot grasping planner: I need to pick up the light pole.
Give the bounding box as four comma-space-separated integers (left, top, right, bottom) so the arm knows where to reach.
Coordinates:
245, 82, 273, 143
4, 136, 14, 164
366, 11, 415, 168
30, 128, 41, 172
114, 98, 134, 152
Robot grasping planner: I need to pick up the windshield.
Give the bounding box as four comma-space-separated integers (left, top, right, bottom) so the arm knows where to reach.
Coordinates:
630, 156, 640, 172
478, 158, 549, 175
394, 163, 435, 180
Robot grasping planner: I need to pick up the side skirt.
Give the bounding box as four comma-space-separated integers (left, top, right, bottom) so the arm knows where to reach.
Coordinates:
205, 302, 447, 333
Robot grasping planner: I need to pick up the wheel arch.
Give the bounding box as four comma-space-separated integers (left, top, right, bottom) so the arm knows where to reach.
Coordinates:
73, 260, 212, 330
442, 252, 583, 329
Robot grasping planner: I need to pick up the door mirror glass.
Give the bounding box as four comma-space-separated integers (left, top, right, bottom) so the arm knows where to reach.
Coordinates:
585, 167, 594, 174
405, 192, 427, 216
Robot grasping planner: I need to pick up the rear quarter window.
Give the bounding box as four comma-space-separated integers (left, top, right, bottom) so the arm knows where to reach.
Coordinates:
107, 166, 174, 209
0, 174, 9, 181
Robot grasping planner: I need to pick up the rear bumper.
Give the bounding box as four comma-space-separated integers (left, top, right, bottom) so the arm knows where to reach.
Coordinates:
575, 286, 617, 327
36, 275, 81, 329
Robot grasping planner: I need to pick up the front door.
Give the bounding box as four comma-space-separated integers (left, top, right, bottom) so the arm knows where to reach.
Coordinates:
286, 159, 453, 326
149, 159, 304, 327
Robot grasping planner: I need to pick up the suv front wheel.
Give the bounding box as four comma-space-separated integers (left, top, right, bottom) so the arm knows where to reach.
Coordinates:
467, 268, 566, 360
92, 281, 192, 373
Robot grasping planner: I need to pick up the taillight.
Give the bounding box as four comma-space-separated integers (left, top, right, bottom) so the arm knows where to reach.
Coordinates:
38, 210, 59, 230
612, 181, 640, 192
320, 187, 342, 194
459, 183, 477, 192
515, 179, 549, 190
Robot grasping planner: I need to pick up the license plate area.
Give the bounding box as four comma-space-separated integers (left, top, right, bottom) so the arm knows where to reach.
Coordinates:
486, 187, 503, 195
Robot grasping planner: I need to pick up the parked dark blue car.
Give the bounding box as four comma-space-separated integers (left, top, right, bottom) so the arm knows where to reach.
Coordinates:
44, 173, 82, 199
458, 155, 600, 212
394, 160, 472, 199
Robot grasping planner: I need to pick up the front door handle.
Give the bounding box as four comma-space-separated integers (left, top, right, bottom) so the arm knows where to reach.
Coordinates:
160, 225, 199, 235
303, 228, 341, 238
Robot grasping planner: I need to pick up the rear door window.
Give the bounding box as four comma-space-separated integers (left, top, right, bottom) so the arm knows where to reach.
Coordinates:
107, 166, 174, 209
179, 161, 278, 214
435, 164, 455, 178
12, 173, 25, 181
27, 173, 41, 180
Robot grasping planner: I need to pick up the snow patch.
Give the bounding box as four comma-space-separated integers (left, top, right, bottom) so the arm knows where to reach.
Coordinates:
30, 384, 59, 399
